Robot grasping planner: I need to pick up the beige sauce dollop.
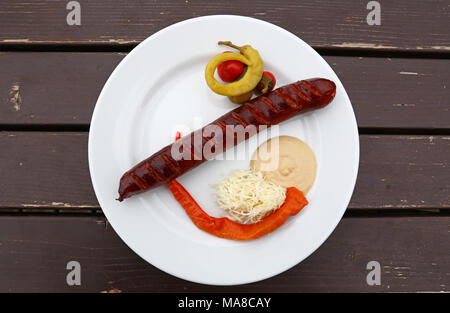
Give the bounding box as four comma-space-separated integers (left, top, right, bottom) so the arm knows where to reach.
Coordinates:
250, 136, 317, 194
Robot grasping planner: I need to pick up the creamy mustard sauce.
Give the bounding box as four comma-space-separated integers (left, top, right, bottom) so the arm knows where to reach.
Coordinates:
250, 136, 317, 194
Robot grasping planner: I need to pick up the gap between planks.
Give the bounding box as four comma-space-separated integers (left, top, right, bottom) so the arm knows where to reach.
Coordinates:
0, 208, 448, 217
2, 44, 450, 60
2, 127, 450, 136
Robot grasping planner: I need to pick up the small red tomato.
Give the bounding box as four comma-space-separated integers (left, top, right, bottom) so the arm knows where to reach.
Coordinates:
175, 131, 181, 141
256, 71, 277, 94
217, 51, 245, 82
263, 72, 276, 87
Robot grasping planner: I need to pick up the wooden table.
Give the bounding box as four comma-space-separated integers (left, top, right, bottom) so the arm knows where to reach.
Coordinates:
0, 0, 449, 293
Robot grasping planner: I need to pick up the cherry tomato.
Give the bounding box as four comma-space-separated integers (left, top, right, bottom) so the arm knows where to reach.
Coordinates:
256, 71, 277, 94
262, 71, 276, 88
217, 51, 245, 82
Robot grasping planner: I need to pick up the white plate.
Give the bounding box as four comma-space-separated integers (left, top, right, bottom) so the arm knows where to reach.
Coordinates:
88, 15, 359, 285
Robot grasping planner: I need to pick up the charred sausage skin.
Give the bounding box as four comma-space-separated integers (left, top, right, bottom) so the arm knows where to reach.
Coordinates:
118, 78, 336, 201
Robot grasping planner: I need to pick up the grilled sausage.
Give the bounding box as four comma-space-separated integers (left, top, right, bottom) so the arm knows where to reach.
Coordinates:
118, 78, 336, 201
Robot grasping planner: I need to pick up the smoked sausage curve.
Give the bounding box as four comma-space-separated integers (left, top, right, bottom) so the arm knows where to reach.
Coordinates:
118, 78, 336, 201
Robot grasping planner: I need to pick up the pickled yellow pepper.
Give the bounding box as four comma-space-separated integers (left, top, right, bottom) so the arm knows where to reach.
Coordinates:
205, 41, 264, 97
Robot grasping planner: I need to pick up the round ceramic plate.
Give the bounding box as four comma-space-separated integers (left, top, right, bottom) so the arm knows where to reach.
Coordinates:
89, 15, 359, 285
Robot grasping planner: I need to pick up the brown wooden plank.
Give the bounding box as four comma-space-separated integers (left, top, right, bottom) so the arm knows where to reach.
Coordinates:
0, 132, 449, 211
0, 215, 448, 292
328, 56, 450, 130
0, 0, 449, 53
1, 53, 449, 129
0, 52, 123, 126
352, 135, 450, 210
0, 132, 98, 210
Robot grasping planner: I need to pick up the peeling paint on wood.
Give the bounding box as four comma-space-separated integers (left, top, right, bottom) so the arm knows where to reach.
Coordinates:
21, 202, 96, 209
8, 83, 22, 112
107, 39, 139, 45
331, 42, 398, 49
399, 72, 419, 75
392, 103, 416, 107
100, 288, 122, 293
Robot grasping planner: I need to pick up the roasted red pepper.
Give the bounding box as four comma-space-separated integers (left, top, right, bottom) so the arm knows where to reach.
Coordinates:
166, 179, 308, 240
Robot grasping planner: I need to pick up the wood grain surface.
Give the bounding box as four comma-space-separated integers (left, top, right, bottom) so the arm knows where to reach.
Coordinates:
1, 53, 449, 129
1, 0, 448, 293
0, 0, 449, 53
0, 215, 447, 292
0, 52, 123, 127
0, 132, 448, 211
